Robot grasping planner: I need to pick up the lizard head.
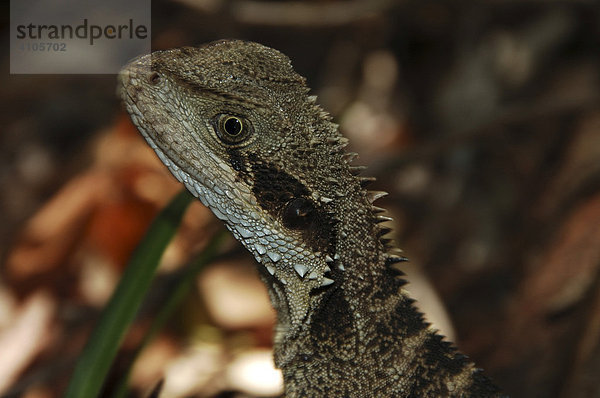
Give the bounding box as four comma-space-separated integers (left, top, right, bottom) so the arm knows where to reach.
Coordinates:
119, 40, 357, 342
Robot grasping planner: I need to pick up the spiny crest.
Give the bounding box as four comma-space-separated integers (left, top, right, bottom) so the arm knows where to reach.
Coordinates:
376, 215, 394, 223
349, 165, 367, 176
343, 152, 359, 163
360, 176, 377, 188
376, 227, 393, 238
386, 254, 409, 266
368, 191, 388, 203
307, 94, 334, 122
307, 94, 407, 277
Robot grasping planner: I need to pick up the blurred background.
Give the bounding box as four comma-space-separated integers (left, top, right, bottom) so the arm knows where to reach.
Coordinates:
1, 1, 600, 397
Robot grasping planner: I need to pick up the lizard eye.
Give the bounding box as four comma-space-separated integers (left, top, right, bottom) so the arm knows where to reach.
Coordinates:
215, 114, 252, 146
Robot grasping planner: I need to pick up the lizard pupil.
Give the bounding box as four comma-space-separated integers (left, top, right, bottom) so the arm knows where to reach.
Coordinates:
224, 117, 242, 136
282, 198, 315, 230
215, 114, 251, 146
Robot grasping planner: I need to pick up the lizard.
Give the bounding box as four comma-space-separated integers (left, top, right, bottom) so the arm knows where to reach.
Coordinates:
118, 39, 505, 397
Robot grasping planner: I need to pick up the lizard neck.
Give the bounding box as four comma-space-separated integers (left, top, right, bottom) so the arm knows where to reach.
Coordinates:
272, 173, 500, 397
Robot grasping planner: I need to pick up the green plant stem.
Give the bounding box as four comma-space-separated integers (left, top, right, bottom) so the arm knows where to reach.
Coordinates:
112, 230, 228, 398
65, 190, 195, 398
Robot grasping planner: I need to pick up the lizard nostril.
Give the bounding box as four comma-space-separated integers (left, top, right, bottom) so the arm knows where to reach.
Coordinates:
147, 71, 161, 84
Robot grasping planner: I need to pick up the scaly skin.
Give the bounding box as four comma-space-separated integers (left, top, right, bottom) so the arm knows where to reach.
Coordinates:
118, 40, 504, 397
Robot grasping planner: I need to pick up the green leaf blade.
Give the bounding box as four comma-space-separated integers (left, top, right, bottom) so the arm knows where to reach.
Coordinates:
65, 190, 194, 398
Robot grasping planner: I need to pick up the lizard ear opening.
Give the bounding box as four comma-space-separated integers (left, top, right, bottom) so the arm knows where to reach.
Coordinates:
214, 114, 253, 146
281, 197, 316, 230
